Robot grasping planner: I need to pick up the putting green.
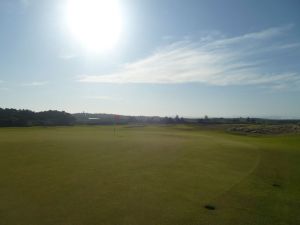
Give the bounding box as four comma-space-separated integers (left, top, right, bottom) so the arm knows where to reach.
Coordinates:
0, 125, 299, 225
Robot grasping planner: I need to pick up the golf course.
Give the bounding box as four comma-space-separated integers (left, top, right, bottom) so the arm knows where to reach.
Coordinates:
0, 125, 299, 225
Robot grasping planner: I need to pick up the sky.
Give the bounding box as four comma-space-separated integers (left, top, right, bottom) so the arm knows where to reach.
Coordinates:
0, 0, 300, 118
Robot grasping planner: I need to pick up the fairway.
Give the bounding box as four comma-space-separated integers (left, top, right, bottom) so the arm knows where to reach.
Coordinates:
0, 125, 299, 225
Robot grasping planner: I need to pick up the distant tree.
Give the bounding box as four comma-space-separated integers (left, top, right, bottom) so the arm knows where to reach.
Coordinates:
180, 117, 185, 123
170, 117, 176, 124
161, 117, 175, 124
128, 116, 138, 123
174, 115, 185, 124
0, 108, 75, 127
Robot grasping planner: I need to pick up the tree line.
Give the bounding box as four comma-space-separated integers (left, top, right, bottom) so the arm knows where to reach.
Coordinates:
1, 108, 298, 127
0, 108, 75, 127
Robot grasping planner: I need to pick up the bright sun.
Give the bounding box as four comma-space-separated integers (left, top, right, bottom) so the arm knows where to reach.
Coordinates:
65, 0, 123, 52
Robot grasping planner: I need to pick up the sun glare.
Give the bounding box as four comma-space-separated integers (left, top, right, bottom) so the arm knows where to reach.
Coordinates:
65, 0, 123, 52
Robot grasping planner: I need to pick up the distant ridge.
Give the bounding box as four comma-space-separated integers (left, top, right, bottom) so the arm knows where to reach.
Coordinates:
0, 108, 299, 127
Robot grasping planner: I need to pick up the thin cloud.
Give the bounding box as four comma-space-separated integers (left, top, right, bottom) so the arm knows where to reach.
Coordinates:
78, 25, 300, 88
20, 81, 48, 87
59, 54, 78, 60
212, 24, 294, 46
84, 96, 123, 101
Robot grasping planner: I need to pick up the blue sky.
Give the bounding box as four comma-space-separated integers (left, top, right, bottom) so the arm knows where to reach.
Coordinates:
0, 0, 300, 118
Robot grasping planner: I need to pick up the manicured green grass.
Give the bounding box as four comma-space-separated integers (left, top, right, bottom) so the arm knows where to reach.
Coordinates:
0, 125, 299, 225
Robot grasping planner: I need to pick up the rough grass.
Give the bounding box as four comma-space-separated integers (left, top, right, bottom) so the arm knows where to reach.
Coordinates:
228, 124, 300, 135
0, 125, 299, 225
